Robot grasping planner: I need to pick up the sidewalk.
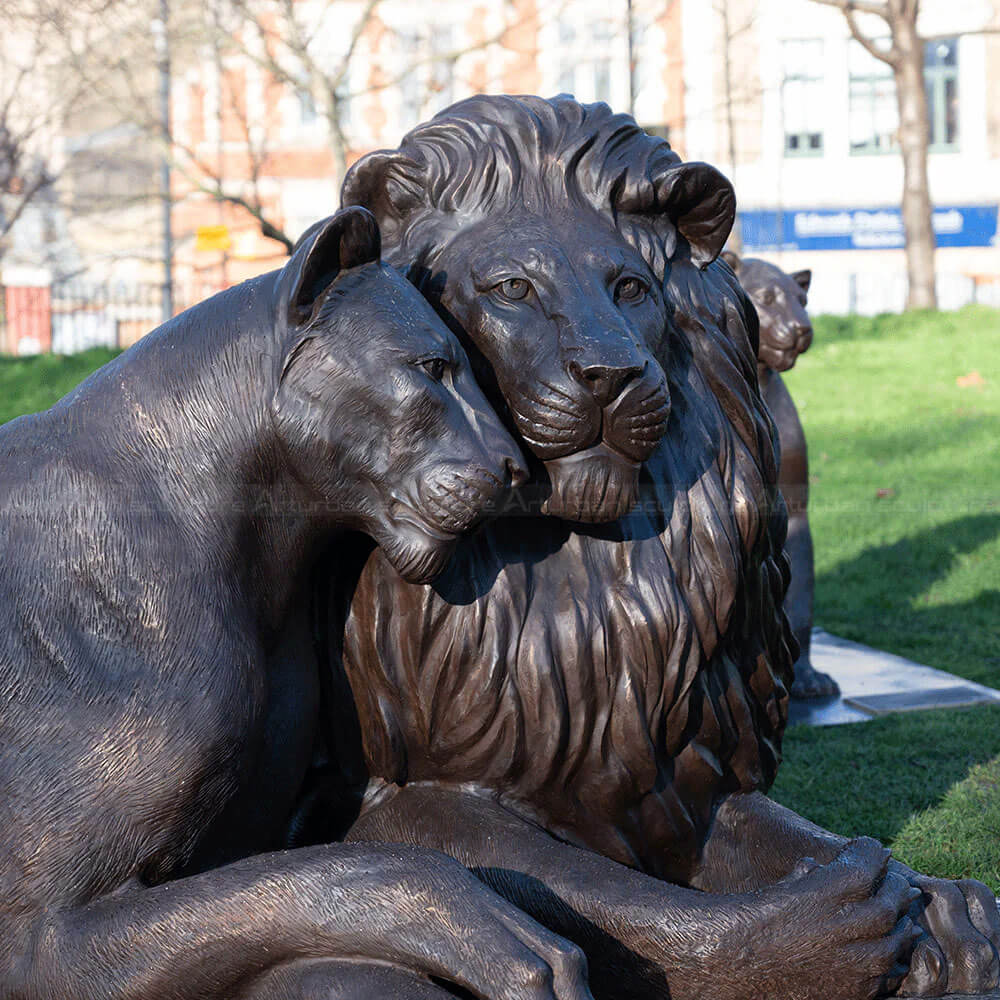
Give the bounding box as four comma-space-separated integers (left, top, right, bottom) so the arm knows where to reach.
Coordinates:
788, 628, 1000, 728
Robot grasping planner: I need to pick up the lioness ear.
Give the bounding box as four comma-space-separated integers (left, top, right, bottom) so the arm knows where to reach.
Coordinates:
286, 206, 381, 326
650, 162, 736, 269
721, 250, 742, 274
341, 149, 425, 245
792, 269, 812, 293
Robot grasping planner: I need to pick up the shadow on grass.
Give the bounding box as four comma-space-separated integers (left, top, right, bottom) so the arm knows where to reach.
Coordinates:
814, 513, 1000, 688
773, 514, 1000, 847
892, 756, 1000, 892
772, 703, 1000, 848
807, 415, 997, 468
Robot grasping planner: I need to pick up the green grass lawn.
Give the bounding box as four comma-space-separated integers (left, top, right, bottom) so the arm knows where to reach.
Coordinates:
770, 305, 1000, 890
0, 347, 119, 425
2, 309, 999, 888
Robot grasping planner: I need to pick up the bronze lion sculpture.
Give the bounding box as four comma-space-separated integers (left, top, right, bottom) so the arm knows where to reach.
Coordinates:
0, 207, 603, 1000
292, 96, 999, 999
723, 250, 839, 699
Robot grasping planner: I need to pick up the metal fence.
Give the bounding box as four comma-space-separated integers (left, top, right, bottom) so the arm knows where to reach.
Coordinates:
1, 271, 998, 356
0, 281, 222, 356
806, 270, 1000, 317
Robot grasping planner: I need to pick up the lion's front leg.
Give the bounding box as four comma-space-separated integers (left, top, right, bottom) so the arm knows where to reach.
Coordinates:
345, 784, 919, 1000
692, 791, 1000, 996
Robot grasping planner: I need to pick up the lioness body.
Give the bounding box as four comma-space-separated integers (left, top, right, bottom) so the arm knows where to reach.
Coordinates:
0, 210, 596, 1000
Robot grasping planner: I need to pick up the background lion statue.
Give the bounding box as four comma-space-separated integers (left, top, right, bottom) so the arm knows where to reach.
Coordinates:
299, 95, 1000, 1000
723, 250, 839, 699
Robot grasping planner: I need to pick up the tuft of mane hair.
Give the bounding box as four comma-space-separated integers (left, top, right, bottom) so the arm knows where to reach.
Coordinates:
344, 94, 736, 278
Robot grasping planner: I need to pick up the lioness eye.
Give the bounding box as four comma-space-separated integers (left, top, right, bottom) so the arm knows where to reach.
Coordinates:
615, 277, 646, 303
496, 278, 530, 301
419, 357, 448, 381
761, 290, 775, 305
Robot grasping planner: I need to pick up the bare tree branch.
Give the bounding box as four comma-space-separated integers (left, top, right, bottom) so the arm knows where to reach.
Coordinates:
809, 0, 890, 16
809, 0, 901, 65
808, 0, 937, 308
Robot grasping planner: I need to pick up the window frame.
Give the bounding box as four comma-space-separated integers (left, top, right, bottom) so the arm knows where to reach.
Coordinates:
780, 38, 826, 159
924, 36, 960, 153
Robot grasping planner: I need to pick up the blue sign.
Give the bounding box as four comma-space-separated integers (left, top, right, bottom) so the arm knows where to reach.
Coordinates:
741, 205, 998, 252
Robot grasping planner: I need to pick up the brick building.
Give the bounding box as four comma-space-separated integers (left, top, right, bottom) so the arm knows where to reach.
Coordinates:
166, 0, 686, 290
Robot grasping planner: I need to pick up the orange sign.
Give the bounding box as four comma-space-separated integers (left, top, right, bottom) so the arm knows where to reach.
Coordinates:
195, 225, 232, 253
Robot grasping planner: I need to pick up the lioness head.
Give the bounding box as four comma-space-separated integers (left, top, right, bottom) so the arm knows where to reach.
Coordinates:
723, 252, 813, 373
342, 95, 736, 524
273, 207, 527, 583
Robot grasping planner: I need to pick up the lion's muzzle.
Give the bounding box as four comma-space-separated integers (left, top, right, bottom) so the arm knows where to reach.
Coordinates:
511, 355, 670, 524
539, 363, 670, 524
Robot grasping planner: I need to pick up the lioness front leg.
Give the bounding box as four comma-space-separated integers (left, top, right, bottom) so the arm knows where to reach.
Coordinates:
4, 844, 591, 1000
242, 958, 481, 999
345, 784, 918, 1000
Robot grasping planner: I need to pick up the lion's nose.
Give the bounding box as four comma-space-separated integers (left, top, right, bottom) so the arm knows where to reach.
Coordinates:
568, 361, 645, 409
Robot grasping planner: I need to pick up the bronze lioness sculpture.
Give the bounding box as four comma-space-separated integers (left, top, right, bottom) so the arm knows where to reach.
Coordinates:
723, 250, 839, 699
307, 96, 999, 999
0, 207, 601, 1000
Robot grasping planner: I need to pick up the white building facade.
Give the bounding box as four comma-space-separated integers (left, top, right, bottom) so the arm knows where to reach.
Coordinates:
681, 0, 1000, 313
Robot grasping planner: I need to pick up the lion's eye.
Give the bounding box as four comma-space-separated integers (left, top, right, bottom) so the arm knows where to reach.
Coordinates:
760, 290, 776, 306
615, 277, 647, 303
495, 278, 531, 301
418, 357, 449, 381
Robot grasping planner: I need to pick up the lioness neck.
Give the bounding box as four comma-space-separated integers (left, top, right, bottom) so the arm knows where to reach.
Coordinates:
46, 271, 344, 637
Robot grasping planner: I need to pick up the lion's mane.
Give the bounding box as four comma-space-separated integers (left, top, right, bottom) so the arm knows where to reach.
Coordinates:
331, 96, 796, 878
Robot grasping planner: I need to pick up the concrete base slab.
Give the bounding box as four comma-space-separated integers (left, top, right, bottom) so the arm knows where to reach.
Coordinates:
788, 629, 1000, 727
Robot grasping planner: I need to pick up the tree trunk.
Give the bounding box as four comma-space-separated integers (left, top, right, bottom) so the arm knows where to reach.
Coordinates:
893, 17, 937, 309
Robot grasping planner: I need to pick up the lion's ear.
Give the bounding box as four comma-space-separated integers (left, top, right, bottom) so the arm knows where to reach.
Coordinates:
285, 206, 381, 326
650, 162, 736, 269
792, 269, 812, 293
721, 250, 742, 274
341, 150, 425, 243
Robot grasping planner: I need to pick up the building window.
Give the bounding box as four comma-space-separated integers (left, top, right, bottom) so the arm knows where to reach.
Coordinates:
392, 25, 457, 133
429, 26, 456, 112
781, 39, 824, 157
925, 37, 959, 150
849, 36, 959, 154
297, 87, 317, 126
555, 17, 615, 105
397, 28, 422, 130
849, 39, 897, 153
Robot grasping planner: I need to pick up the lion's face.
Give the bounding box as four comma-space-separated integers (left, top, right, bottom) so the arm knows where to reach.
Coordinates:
429, 209, 670, 523
341, 95, 739, 524
731, 257, 812, 373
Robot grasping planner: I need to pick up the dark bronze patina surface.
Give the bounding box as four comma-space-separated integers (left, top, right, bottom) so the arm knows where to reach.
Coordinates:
320, 96, 999, 999
0, 208, 601, 1000
2, 95, 998, 1000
